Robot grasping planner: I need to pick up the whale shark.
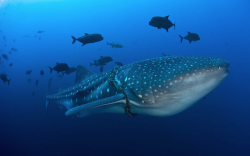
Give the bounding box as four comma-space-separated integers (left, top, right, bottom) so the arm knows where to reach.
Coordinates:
46, 55, 230, 117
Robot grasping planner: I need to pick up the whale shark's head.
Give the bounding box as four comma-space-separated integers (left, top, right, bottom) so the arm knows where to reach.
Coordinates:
117, 56, 229, 116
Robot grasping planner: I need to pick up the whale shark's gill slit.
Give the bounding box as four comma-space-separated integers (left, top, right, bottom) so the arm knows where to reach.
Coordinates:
65, 94, 125, 117
131, 61, 151, 104
146, 62, 156, 104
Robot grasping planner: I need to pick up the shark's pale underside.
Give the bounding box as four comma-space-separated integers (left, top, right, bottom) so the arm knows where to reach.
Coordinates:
46, 56, 230, 117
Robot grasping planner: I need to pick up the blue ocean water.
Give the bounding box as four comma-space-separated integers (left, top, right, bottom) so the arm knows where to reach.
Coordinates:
0, 0, 250, 155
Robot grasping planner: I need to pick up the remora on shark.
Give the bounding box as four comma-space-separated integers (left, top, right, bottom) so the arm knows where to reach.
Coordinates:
46, 55, 230, 117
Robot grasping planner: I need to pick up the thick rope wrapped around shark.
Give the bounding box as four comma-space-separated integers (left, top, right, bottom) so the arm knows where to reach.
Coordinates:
108, 66, 137, 117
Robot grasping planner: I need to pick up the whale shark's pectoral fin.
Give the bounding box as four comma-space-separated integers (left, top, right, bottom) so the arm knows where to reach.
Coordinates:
65, 94, 125, 117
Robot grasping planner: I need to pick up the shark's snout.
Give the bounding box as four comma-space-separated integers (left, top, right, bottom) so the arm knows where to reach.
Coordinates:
205, 57, 230, 81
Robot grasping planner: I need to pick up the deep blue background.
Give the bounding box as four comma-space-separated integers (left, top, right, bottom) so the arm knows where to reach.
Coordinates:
0, 0, 250, 156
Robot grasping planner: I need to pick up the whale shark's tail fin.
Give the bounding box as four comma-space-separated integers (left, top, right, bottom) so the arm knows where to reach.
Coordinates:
46, 77, 52, 116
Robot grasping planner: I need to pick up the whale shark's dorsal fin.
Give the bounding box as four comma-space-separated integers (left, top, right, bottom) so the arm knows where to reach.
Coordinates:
75, 65, 93, 84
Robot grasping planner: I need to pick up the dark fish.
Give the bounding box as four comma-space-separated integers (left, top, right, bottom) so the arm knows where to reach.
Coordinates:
107, 42, 123, 48
22, 35, 30, 38
2, 54, 8, 61
39, 37, 41, 40
149, 15, 175, 32
25, 69, 32, 74
0, 73, 11, 85
100, 66, 103, 72
37, 31, 45, 33
35, 35, 36, 38
36, 80, 38, 86
90, 60, 106, 67
13, 39, 15, 42
49, 62, 69, 74
162, 53, 171, 56
27, 78, 31, 82
9, 63, 13, 66
115, 61, 123, 66
11, 48, 17, 52
57, 73, 64, 78
64, 67, 77, 75
71, 33, 104, 46
8, 51, 12, 54
32, 92, 35, 96
90, 56, 113, 67
98, 56, 113, 64
40, 70, 44, 75
179, 32, 200, 44
3, 36, 6, 41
